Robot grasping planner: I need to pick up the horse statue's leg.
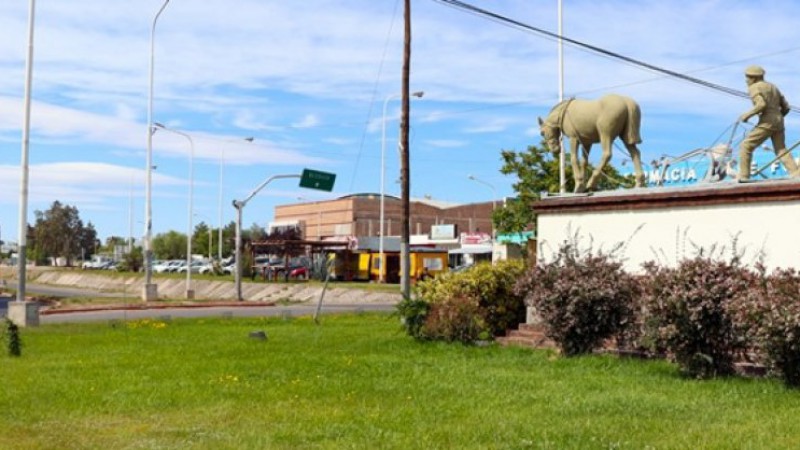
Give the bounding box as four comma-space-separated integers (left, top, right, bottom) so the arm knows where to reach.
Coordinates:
625, 143, 645, 187
569, 138, 586, 193
586, 138, 612, 191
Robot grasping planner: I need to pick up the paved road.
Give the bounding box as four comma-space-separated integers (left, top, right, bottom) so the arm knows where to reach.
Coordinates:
2, 280, 397, 324
6, 281, 130, 298
41, 302, 397, 324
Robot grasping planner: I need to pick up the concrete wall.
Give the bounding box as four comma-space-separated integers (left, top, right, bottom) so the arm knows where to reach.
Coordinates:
535, 179, 800, 273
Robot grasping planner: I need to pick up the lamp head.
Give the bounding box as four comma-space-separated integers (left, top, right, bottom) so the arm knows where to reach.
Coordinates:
411, 91, 424, 98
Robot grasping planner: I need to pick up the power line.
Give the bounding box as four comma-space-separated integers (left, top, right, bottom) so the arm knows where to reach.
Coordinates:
348, 0, 403, 192
433, 0, 800, 113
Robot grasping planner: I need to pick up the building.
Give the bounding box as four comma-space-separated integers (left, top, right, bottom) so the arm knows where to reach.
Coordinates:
273, 193, 495, 242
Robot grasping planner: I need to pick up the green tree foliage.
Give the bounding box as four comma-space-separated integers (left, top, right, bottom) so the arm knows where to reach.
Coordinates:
80, 223, 99, 260
220, 221, 236, 258
152, 231, 187, 260
192, 222, 213, 259
496, 145, 634, 235
119, 246, 144, 273
32, 201, 95, 266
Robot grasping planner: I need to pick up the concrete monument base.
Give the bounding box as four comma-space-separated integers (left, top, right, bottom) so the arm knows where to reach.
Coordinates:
8, 301, 40, 327
535, 179, 800, 273
142, 283, 158, 302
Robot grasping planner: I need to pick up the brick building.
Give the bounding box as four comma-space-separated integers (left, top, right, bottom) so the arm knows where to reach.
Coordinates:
272, 193, 494, 241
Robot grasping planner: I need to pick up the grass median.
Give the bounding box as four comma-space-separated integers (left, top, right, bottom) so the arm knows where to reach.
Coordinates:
2, 313, 800, 449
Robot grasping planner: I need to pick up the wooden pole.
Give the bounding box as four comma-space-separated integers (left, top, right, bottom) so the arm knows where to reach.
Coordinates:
400, 0, 412, 298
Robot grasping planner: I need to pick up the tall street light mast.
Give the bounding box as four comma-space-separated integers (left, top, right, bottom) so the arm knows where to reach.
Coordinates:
380, 90, 423, 284
143, 0, 171, 302
10, 0, 39, 327
153, 122, 195, 299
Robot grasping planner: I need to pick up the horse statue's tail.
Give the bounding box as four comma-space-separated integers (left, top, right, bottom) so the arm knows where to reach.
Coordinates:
623, 97, 643, 145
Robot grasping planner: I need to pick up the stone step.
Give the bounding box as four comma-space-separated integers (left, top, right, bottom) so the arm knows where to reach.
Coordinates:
497, 323, 557, 349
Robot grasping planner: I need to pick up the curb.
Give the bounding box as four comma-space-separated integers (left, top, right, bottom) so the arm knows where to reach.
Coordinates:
40, 301, 277, 315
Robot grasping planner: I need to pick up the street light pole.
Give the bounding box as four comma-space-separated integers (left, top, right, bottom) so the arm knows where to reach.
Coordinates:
468, 174, 497, 239
218, 137, 253, 262
233, 173, 301, 301
380, 90, 423, 283
144, 0, 170, 302
153, 122, 195, 299
558, 0, 566, 194
15, 0, 36, 313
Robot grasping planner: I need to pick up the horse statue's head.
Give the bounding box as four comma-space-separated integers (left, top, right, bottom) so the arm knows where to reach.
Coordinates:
538, 116, 562, 156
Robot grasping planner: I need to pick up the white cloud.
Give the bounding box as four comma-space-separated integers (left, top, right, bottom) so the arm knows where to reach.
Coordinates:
425, 139, 467, 149
4, 0, 800, 239
291, 114, 321, 129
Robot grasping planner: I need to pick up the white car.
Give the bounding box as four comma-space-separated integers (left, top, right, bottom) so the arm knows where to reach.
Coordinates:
178, 261, 205, 274
154, 260, 183, 273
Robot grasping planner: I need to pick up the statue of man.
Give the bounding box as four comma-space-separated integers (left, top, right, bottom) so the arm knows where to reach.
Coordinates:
738, 65, 799, 181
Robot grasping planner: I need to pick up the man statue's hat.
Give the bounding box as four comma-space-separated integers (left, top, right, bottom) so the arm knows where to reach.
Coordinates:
745, 65, 765, 77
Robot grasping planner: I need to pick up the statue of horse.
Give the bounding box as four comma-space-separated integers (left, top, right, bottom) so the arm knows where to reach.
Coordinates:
538, 94, 645, 193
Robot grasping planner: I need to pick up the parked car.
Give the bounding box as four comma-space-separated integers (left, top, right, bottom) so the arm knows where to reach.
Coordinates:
154, 260, 184, 273
198, 262, 217, 275
288, 266, 308, 280
82, 258, 113, 270
178, 261, 206, 274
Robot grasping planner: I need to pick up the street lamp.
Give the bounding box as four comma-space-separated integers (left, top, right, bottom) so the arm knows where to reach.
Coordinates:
153, 122, 195, 299
233, 174, 302, 301
143, 0, 171, 302
380, 90, 423, 283
218, 136, 254, 262
12, 0, 37, 325
467, 174, 497, 239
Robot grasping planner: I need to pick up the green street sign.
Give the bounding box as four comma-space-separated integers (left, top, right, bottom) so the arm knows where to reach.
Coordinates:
299, 168, 336, 192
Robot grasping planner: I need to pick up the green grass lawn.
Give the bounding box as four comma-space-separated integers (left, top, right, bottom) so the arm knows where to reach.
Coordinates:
2, 313, 800, 449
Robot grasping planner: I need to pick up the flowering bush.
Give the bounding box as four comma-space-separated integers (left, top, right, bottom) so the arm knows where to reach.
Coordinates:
732, 267, 800, 387
640, 257, 752, 378
515, 243, 637, 356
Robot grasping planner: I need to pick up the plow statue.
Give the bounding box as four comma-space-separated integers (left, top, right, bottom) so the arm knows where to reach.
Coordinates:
539, 94, 645, 193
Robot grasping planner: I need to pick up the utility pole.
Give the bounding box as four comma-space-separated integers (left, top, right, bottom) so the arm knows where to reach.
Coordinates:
399, 0, 412, 299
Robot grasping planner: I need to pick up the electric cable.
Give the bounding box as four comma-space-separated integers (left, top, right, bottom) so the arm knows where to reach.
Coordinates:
433, 0, 800, 113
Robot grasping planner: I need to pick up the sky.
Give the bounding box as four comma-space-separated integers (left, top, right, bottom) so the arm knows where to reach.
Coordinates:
3, 0, 800, 244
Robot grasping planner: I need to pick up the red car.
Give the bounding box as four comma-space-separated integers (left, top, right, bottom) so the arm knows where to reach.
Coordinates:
289, 266, 308, 280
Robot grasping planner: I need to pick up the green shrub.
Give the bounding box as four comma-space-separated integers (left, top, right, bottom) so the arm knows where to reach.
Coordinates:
515, 243, 637, 356
415, 260, 526, 338
640, 257, 751, 378
733, 267, 800, 387
4, 318, 22, 357
396, 296, 431, 340
421, 295, 487, 344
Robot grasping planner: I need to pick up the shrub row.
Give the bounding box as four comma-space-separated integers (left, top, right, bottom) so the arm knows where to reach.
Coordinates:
398, 245, 800, 388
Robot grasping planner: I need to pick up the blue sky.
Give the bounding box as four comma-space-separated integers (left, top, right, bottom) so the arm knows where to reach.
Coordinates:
3, 0, 800, 243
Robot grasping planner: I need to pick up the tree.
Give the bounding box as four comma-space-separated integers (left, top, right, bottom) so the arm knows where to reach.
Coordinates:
80, 223, 99, 260
119, 246, 143, 272
496, 144, 633, 235
32, 201, 94, 266
220, 221, 236, 259
192, 222, 212, 258
152, 231, 186, 260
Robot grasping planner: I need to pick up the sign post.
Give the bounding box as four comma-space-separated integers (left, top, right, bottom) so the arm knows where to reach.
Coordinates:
232, 169, 336, 301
